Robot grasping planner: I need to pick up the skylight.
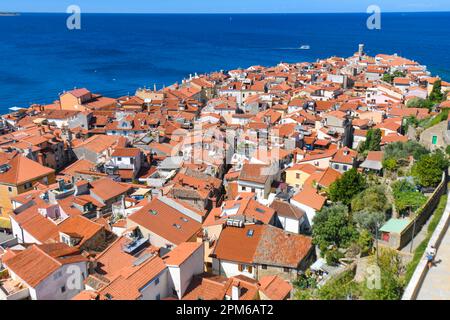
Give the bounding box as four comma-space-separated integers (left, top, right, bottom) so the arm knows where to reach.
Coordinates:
247, 229, 254, 237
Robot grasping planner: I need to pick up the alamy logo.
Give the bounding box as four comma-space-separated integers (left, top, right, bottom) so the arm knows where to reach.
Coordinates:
367, 5, 382, 30
366, 265, 381, 290
66, 5, 81, 30
66, 265, 84, 290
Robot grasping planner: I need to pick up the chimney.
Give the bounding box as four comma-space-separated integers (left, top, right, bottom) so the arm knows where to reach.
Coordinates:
37, 153, 44, 165
231, 284, 241, 300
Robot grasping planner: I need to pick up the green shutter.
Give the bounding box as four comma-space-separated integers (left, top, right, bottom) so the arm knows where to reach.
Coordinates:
432, 135, 438, 145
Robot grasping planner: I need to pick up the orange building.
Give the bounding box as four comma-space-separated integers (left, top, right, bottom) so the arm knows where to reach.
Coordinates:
0, 154, 55, 226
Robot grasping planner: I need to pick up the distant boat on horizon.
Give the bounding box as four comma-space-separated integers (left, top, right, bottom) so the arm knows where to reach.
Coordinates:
299, 45, 310, 50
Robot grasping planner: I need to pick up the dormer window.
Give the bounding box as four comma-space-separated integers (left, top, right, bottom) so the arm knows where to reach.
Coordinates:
60, 233, 80, 247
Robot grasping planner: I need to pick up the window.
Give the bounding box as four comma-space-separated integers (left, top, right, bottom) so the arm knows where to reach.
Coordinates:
130, 158, 134, 164
251, 188, 255, 193
333, 164, 339, 169
8, 187, 12, 193
239, 264, 253, 273
53, 271, 62, 280
154, 277, 159, 286
155, 294, 161, 300
118, 157, 122, 161
343, 165, 348, 171
261, 265, 267, 270
283, 267, 290, 273
61, 286, 66, 293
296, 173, 300, 179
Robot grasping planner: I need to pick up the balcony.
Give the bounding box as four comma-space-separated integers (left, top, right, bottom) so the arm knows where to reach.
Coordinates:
105, 162, 135, 171
0, 278, 30, 300
122, 237, 148, 254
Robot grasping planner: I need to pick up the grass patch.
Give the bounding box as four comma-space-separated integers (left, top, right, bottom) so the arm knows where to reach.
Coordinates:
421, 109, 449, 130
405, 192, 448, 283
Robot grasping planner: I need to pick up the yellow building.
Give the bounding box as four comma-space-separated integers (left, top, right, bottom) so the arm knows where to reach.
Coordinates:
0, 154, 55, 225
285, 163, 318, 189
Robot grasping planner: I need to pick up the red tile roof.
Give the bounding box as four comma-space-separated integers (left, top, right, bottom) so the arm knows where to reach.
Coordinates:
0, 154, 54, 186
3, 243, 87, 287
128, 197, 202, 245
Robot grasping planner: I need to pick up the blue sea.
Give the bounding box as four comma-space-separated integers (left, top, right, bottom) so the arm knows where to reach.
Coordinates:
1, 12, 450, 112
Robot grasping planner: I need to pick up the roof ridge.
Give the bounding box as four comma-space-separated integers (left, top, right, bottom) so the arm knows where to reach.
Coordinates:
34, 244, 63, 267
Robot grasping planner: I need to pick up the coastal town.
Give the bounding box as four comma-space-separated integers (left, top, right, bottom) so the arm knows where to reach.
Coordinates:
0, 44, 449, 300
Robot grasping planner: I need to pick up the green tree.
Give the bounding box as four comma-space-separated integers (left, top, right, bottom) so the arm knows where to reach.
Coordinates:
329, 169, 367, 205
356, 229, 374, 255
351, 185, 391, 214
406, 97, 434, 110
353, 210, 386, 235
429, 79, 444, 103
312, 203, 358, 252
361, 248, 405, 300
317, 271, 361, 300
382, 70, 406, 84
383, 140, 429, 162
391, 179, 427, 214
360, 128, 382, 153
411, 150, 449, 187
382, 157, 398, 171
325, 249, 345, 266
401, 115, 420, 133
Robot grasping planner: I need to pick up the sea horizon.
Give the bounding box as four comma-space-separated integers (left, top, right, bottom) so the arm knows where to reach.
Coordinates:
6, 11, 450, 14
1, 12, 450, 111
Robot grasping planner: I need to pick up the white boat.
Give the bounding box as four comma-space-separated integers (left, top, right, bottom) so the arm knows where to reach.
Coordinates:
299, 45, 310, 50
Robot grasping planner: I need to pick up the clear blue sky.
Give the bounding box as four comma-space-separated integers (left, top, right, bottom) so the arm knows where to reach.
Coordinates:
3, 0, 450, 13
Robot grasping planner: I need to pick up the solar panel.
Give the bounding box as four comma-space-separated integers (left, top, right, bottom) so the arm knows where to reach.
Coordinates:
132, 252, 153, 266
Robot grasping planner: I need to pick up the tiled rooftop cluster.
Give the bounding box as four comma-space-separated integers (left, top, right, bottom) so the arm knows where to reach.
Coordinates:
0, 45, 449, 300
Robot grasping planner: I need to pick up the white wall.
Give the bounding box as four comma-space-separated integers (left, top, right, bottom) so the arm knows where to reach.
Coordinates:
168, 244, 204, 299
290, 199, 316, 228
8, 261, 88, 300
297, 157, 331, 169
139, 269, 170, 300
212, 259, 256, 279
278, 216, 300, 234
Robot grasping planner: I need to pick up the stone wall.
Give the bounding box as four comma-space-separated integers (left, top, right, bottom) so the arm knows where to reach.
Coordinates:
398, 171, 448, 250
